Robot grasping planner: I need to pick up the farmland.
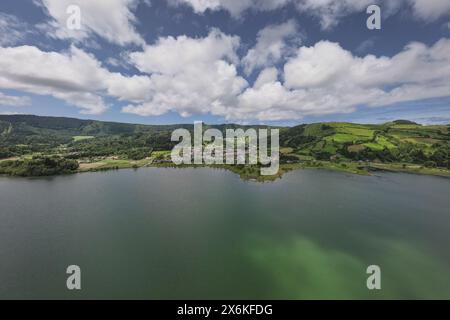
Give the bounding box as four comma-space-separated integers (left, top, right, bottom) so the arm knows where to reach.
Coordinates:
0, 115, 449, 179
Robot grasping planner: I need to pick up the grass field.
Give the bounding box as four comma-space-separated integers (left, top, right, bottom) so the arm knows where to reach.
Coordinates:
78, 158, 152, 171
73, 136, 95, 142
1, 115, 448, 179
363, 136, 397, 151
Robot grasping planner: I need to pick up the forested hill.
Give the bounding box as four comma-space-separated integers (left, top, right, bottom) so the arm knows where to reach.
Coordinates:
0, 114, 270, 142
0, 114, 274, 158
0, 114, 190, 142
0, 115, 449, 170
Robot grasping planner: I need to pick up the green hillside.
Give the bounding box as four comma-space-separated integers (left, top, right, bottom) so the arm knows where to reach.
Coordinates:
0, 115, 449, 178
280, 120, 450, 167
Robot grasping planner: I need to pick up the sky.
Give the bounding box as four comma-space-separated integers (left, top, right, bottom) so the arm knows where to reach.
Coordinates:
0, 0, 450, 126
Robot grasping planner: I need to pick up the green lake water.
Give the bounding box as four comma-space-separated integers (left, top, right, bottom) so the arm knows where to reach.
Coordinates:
0, 168, 449, 299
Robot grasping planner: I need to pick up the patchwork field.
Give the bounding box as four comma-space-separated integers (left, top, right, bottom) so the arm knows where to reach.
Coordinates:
1, 116, 449, 178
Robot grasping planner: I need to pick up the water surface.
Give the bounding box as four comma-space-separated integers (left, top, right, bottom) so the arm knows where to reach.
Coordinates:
1, 168, 449, 299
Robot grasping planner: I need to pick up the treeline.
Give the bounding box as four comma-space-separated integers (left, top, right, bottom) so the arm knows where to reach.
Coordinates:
65, 132, 174, 160
1, 115, 449, 170
340, 143, 450, 168
0, 156, 79, 177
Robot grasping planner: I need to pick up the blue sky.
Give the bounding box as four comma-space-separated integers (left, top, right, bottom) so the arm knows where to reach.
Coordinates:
0, 0, 450, 125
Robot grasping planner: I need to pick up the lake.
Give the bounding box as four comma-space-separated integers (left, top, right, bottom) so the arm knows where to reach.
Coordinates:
1, 168, 450, 299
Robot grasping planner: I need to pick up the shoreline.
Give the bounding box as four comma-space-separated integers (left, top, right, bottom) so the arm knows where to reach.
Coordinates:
2, 159, 449, 181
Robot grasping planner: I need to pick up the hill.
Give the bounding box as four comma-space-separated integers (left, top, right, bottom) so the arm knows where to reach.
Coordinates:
280, 121, 450, 166
0, 114, 277, 162
0, 115, 449, 177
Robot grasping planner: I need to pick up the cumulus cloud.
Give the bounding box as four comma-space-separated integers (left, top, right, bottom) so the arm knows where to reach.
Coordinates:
242, 20, 299, 75
286, 40, 450, 91
0, 45, 109, 114
0, 30, 250, 118
0, 45, 151, 114
253, 67, 279, 89
2, 14, 450, 122
123, 32, 450, 122
232, 39, 450, 121
123, 29, 248, 116
0, 92, 31, 107
35, 0, 144, 46
129, 29, 240, 74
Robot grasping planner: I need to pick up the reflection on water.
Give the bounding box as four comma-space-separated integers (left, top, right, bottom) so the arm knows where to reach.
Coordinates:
0, 168, 449, 299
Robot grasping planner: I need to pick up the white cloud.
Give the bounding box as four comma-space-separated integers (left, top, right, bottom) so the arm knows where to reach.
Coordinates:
169, 0, 290, 17
232, 39, 450, 121
2, 11, 450, 123
105, 57, 123, 68
170, 0, 376, 29
0, 92, 31, 107
168, 0, 223, 14
284, 40, 450, 91
0, 45, 151, 114
123, 29, 248, 116
0, 13, 29, 46
284, 41, 355, 89
129, 29, 240, 74
0, 111, 25, 115
355, 38, 376, 54
0, 30, 249, 118
0, 45, 109, 114
295, 0, 374, 29
242, 20, 298, 74
35, 0, 144, 46
124, 34, 450, 122
105, 52, 135, 70
409, 0, 450, 21
169, 0, 450, 29
253, 67, 279, 89
300, 0, 450, 27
